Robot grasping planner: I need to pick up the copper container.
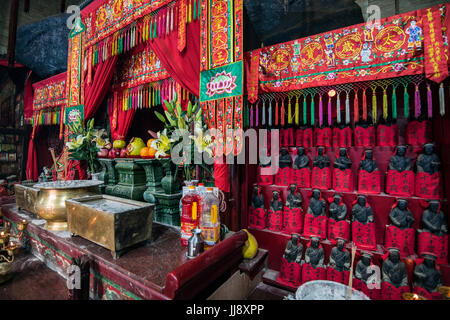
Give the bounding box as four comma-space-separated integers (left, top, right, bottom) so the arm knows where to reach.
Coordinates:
14, 182, 39, 214
66, 195, 154, 259
33, 181, 103, 231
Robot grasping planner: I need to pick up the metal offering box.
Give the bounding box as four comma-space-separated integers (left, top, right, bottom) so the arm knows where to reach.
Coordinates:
66, 195, 154, 259
14, 182, 39, 214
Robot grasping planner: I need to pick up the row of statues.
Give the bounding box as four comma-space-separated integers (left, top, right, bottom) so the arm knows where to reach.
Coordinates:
274, 143, 440, 175
279, 234, 444, 299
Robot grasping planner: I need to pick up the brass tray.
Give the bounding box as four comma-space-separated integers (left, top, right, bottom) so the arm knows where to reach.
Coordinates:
66, 195, 154, 259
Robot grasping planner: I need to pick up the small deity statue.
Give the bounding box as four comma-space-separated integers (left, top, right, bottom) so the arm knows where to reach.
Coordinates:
313, 147, 330, 169
352, 195, 374, 225
360, 149, 378, 173
334, 148, 352, 170
355, 252, 375, 284
293, 147, 309, 169
417, 143, 441, 175
389, 199, 415, 230
270, 191, 283, 212
286, 184, 302, 209
382, 248, 408, 288
251, 185, 264, 210
413, 254, 443, 293
279, 147, 292, 169
329, 194, 347, 222
421, 201, 448, 236
283, 234, 303, 264
329, 239, 351, 272
389, 145, 412, 172
305, 236, 324, 268
307, 189, 326, 217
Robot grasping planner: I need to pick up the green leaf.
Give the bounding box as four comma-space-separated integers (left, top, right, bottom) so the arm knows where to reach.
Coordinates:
176, 103, 182, 119
187, 101, 193, 117
164, 100, 174, 113
155, 111, 167, 123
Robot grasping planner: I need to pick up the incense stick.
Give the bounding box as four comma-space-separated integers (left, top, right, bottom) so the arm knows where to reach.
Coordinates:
347, 243, 356, 299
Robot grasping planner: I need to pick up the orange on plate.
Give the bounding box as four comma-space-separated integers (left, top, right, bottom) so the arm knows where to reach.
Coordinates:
147, 147, 157, 157
140, 147, 150, 157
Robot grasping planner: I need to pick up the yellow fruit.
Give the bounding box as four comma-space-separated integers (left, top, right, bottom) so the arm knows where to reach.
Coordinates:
147, 147, 156, 157
113, 139, 126, 149
242, 229, 258, 259
126, 137, 146, 156
147, 139, 155, 148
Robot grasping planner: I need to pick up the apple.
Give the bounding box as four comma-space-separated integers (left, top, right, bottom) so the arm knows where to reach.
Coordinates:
108, 149, 120, 159
120, 149, 128, 158
98, 148, 109, 158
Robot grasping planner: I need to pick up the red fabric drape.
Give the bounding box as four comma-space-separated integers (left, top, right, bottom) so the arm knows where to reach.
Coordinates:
84, 56, 118, 120
109, 107, 137, 141
147, 16, 200, 96
26, 126, 40, 181
214, 157, 230, 193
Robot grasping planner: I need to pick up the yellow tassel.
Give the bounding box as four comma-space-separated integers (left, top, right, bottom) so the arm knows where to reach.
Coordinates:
372, 92, 377, 123
295, 96, 299, 125
288, 98, 292, 125
383, 89, 388, 120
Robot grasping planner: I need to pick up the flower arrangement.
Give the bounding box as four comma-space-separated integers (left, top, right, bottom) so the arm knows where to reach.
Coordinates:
66, 114, 109, 175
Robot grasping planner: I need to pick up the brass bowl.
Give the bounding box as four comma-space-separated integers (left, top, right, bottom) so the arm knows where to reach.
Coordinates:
34, 180, 102, 231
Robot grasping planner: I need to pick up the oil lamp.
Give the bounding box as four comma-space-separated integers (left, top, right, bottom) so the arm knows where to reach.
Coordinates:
0, 219, 28, 283
402, 292, 427, 300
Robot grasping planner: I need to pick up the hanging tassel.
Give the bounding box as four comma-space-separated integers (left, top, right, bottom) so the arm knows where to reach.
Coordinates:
345, 93, 350, 124
280, 99, 285, 126
255, 102, 259, 127
372, 90, 377, 124
328, 95, 332, 126
427, 83, 432, 118
392, 86, 397, 120
354, 90, 359, 123
414, 85, 421, 118
318, 95, 323, 127
262, 100, 266, 126
439, 83, 445, 116
303, 96, 307, 125
311, 95, 315, 126
268, 100, 273, 127
404, 85, 409, 119
295, 96, 299, 126
336, 93, 341, 124
188, 0, 192, 23
250, 104, 254, 127
193, 0, 197, 20
288, 97, 292, 125
275, 99, 279, 126
171, 6, 174, 32
383, 89, 388, 120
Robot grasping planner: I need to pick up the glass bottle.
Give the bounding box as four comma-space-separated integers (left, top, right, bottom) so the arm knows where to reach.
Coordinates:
199, 188, 221, 249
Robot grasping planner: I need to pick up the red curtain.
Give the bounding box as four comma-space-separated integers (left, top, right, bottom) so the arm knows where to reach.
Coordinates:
109, 107, 137, 141
25, 126, 40, 181
84, 56, 118, 120
23, 71, 34, 121
147, 16, 200, 96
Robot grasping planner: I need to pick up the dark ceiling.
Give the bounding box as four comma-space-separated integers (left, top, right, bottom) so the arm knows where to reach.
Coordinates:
14, 0, 365, 79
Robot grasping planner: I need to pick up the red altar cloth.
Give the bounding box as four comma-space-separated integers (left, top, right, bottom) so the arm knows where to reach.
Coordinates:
301, 263, 326, 284
358, 170, 381, 194
406, 120, 432, 146
417, 232, 449, 264
377, 124, 398, 146
314, 127, 332, 147
386, 170, 415, 197
293, 168, 311, 188
267, 209, 283, 232
332, 127, 352, 148
327, 219, 350, 244
353, 278, 381, 300
295, 129, 303, 147
352, 221, 377, 251
333, 168, 354, 192
275, 167, 292, 186
303, 213, 327, 239
303, 128, 313, 147
311, 167, 331, 190
326, 267, 350, 285
258, 166, 274, 185
282, 207, 303, 234
384, 226, 416, 257
412, 286, 442, 300
248, 207, 266, 230
354, 126, 375, 147
280, 128, 294, 147
381, 282, 409, 300
415, 172, 442, 199
277, 257, 302, 288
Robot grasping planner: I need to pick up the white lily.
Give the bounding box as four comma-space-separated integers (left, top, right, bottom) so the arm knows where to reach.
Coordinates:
190, 127, 213, 157
151, 129, 175, 159
66, 135, 87, 150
